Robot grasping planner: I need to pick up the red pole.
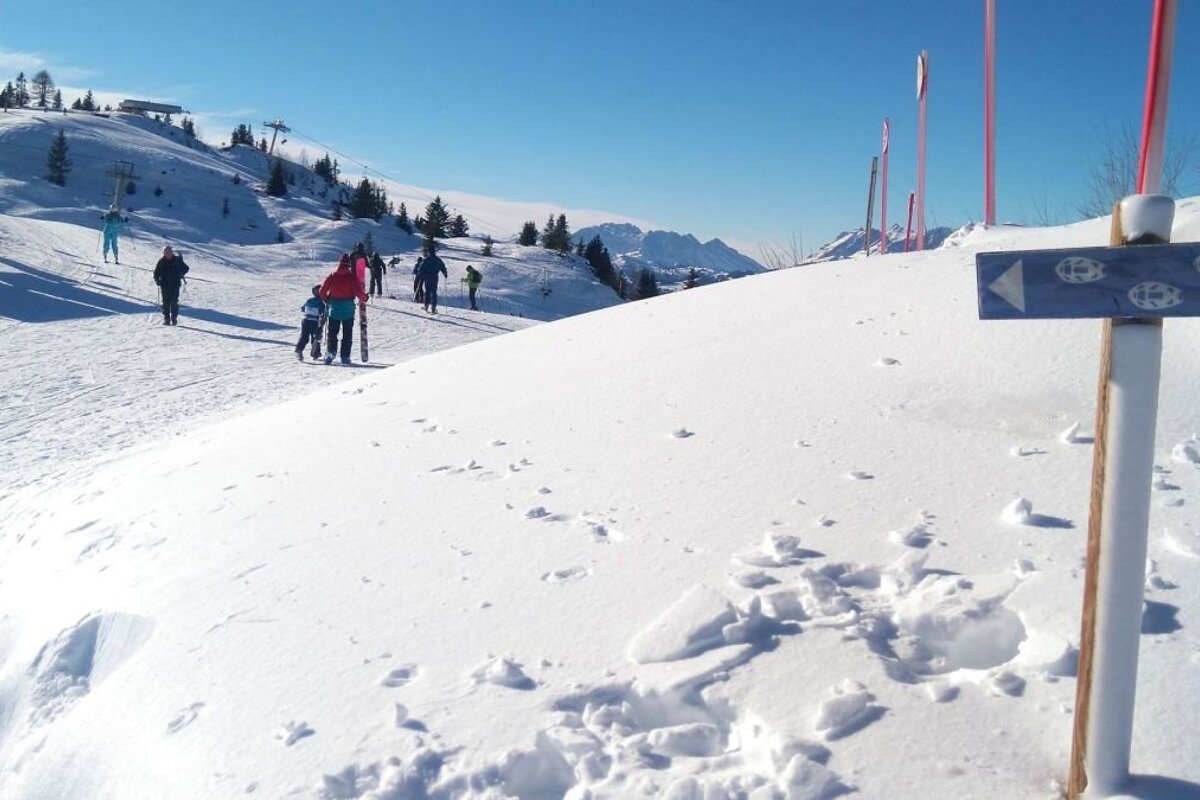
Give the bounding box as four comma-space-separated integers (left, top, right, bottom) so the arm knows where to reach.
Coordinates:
984, 0, 996, 224
1136, 0, 1177, 194
904, 191, 915, 252
881, 118, 890, 253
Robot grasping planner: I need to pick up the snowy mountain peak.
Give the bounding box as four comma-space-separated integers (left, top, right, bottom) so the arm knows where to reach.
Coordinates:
573, 222, 765, 288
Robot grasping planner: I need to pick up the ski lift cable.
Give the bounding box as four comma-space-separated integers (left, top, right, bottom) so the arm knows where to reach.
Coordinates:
283, 124, 514, 238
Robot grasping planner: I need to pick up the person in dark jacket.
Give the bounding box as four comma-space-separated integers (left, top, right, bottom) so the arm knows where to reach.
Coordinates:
295, 285, 326, 361
419, 246, 449, 314
318, 254, 367, 364
412, 256, 425, 304
153, 245, 189, 325
368, 251, 386, 297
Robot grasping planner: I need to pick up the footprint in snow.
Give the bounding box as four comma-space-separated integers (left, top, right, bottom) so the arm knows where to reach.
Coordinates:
876, 357, 901, 366
490, 439, 507, 447
166, 702, 205, 734
541, 566, 589, 584
470, 657, 536, 690
1060, 421, 1093, 444
671, 428, 695, 439
1172, 441, 1200, 465
1010, 446, 1047, 457
525, 506, 550, 519
847, 471, 874, 480
812, 680, 883, 741
379, 664, 420, 688
276, 720, 314, 746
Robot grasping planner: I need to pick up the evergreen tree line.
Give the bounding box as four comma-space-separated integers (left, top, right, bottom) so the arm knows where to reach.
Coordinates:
0, 71, 112, 112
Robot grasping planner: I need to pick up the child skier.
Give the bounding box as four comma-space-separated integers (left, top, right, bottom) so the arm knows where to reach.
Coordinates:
295, 285, 326, 361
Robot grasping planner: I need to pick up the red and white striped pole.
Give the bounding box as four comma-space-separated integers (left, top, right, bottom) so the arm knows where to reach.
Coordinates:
1137, 0, 1175, 195
1068, 2, 1178, 797
916, 50, 929, 250
880, 118, 890, 254
984, 0, 996, 225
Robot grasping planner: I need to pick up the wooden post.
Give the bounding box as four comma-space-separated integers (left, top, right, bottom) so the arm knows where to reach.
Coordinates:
865, 157, 878, 257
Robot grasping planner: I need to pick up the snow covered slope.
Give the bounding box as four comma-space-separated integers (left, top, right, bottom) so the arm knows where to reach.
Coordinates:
1, 180, 1199, 799
0, 109, 624, 494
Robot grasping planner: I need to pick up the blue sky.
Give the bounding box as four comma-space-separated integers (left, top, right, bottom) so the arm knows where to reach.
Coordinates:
3, 1, 1200, 255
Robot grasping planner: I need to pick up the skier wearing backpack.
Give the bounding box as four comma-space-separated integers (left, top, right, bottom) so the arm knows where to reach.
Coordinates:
418, 245, 448, 314
153, 245, 189, 325
295, 285, 326, 361
368, 251, 387, 298
100, 207, 128, 264
318, 254, 367, 365
465, 265, 482, 311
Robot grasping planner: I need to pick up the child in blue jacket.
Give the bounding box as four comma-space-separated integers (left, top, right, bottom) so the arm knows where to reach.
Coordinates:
295, 285, 326, 361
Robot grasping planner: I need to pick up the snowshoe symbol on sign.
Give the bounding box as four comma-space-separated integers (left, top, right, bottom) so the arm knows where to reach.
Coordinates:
1128, 281, 1183, 311
1055, 257, 1106, 284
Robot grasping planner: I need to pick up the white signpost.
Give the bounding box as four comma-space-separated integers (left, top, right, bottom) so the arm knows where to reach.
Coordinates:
977, 3, 1180, 796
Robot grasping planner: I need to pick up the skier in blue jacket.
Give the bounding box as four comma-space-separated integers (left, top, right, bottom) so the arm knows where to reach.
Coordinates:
100, 207, 128, 264
295, 285, 326, 361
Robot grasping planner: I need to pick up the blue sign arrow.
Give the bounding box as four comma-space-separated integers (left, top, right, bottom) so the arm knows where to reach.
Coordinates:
977, 243, 1200, 319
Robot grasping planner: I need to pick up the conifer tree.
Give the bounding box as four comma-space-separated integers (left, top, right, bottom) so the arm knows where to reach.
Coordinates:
481, 235, 493, 256
684, 267, 699, 289
45, 129, 71, 185
82, 90, 95, 111
448, 214, 469, 237
181, 117, 196, 138
0, 83, 13, 109
420, 196, 450, 238
583, 235, 617, 288
518, 221, 538, 246
14, 72, 29, 107
349, 178, 377, 219
396, 202, 413, 234
71, 96, 83, 110
312, 153, 338, 185
630, 267, 660, 300
52, 90, 62, 110
266, 159, 288, 197
541, 214, 571, 253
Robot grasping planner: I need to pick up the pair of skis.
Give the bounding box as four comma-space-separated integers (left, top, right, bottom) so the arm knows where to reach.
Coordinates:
355, 256, 369, 363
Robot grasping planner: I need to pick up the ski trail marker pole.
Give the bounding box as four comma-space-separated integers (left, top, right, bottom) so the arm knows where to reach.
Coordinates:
984, 0, 997, 226
880, 119, 890, 254
1068, 1, 1177, 796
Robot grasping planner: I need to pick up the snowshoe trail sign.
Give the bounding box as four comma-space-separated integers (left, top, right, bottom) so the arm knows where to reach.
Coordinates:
976, 242, 1200, 319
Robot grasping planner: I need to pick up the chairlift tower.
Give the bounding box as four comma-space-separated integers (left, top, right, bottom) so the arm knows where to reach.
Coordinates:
104, 160, 138, 210
263, 119, 290, 156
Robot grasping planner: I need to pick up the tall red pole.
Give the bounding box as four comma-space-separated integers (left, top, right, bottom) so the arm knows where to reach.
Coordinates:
916, 51, 929, 250
880, 118, 890, 253
1137, 0, 1176, 194
984, 0, 996, 224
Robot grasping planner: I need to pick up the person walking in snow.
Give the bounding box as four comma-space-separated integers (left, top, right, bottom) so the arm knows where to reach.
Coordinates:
418, 245, 448, 314
465, 265, 482, 311
153, 245, 189, 325
412, 256, 425, 304
100, 207, 128, 264
295, 285, 326, 361
318, 253, 367, 365
368, 251, 386, 298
